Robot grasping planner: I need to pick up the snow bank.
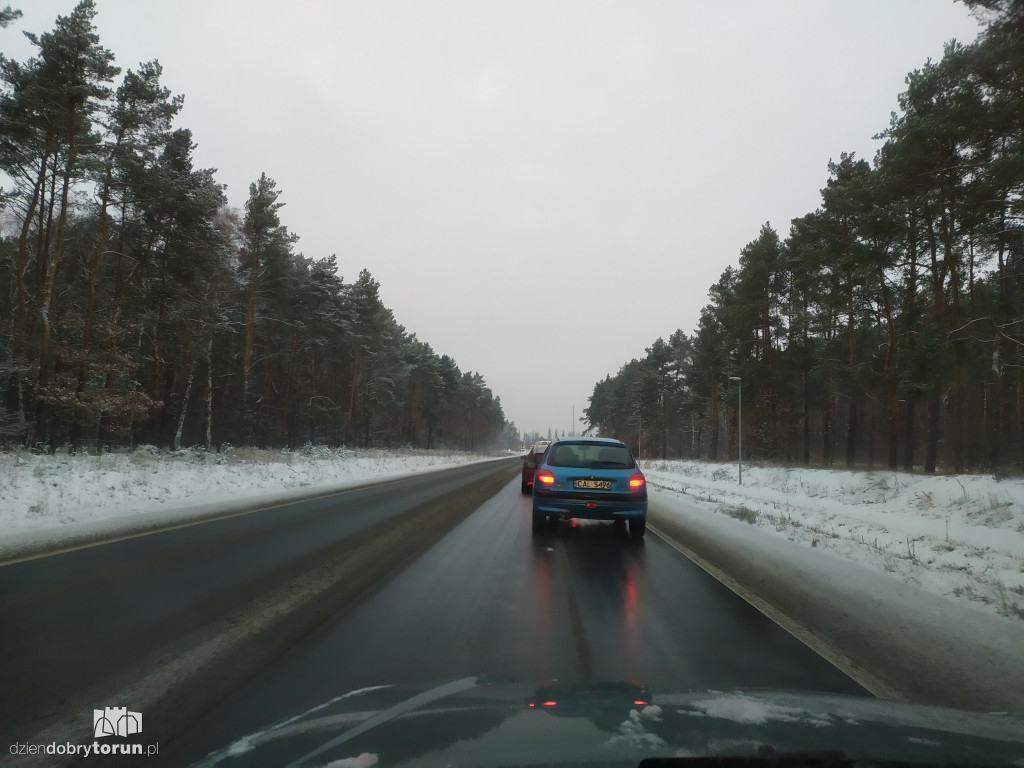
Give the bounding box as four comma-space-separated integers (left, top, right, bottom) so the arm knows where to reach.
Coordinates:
642, 460, 1024, 622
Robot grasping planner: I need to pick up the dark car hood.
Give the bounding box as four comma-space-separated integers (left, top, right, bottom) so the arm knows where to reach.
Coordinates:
194, 676, 1024, 767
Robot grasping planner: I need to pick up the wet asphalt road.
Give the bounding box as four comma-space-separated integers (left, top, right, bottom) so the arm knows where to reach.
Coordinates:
168, 475, 866, 765
0, 458, 517, 748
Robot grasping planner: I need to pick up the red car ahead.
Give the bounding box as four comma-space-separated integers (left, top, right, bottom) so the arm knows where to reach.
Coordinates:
521, 441, 551, 494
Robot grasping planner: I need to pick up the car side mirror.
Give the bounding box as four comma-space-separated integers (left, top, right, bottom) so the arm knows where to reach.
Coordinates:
526, 461, 537, 469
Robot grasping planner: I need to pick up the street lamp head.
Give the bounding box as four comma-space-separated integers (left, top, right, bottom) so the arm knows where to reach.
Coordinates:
729, 376, 741, 381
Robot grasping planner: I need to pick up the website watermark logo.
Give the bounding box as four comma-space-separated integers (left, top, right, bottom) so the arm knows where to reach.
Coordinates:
93, 707, 142, 738
8, 706, 157, 759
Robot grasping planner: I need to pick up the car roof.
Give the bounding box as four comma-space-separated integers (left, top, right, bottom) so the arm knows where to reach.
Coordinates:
548, 436, 625, 446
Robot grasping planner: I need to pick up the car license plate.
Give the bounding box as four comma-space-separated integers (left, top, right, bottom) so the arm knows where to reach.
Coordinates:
574, 479, 612, 490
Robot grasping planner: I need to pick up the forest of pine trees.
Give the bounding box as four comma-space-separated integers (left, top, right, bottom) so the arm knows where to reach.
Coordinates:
0, 2, 511, 452
585, 1, 1024, 474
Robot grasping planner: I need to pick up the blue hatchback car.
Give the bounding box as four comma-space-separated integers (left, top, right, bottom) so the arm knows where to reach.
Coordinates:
531, 437, 647, 539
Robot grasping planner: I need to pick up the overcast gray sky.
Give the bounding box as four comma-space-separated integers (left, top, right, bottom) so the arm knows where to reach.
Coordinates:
6, 1, 983, 437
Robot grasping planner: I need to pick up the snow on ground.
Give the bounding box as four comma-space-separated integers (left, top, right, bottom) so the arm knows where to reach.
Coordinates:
0, 445, 506, 558
642, 460, 1024, 622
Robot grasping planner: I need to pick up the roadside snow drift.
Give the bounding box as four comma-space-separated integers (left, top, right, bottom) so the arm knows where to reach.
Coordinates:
643, 460, 1024, 622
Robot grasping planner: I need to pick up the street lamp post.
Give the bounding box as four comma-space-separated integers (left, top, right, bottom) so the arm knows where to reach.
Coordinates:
637, 410, 642, 461
729, 376, 742, 485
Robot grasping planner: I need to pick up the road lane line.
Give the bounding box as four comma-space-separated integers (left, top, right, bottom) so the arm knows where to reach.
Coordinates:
647, 521, 902, 703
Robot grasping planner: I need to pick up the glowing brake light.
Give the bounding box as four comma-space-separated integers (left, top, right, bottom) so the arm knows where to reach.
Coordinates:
537, 470, 555, 485
628, 473, 645, 489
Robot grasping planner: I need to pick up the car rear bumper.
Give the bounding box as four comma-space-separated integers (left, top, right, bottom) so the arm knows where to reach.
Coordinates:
532, 493, 647, 521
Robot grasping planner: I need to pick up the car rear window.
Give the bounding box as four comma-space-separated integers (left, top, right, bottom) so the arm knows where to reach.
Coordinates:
547, 443, 634, 469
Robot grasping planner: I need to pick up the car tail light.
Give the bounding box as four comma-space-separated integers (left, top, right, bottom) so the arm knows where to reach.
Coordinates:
536, 470, 555, 485
633, 699, 649, 706
628, 473, 645, 489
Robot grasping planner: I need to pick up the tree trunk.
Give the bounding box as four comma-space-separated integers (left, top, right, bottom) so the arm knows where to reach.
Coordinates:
174, 354, 195, 451
923, 216, 944, 473
902, 209, 920, 472
802, 369, 810, 465
14, 152, 48, 376
708, 381, 719, 460
70, 155, 118, 448
241, 271, 257, 444
823, 371, 834, 466
903, 397, 915, 471
845, 396, 858, 469
925, 389, 941, 474
205, 336, 214, 451
880, 283, 900, 470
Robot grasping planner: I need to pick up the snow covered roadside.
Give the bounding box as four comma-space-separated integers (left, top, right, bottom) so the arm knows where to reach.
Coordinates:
643, 465, 1024, 712
641, 460, 1024, 623
0, 446, 508, 562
